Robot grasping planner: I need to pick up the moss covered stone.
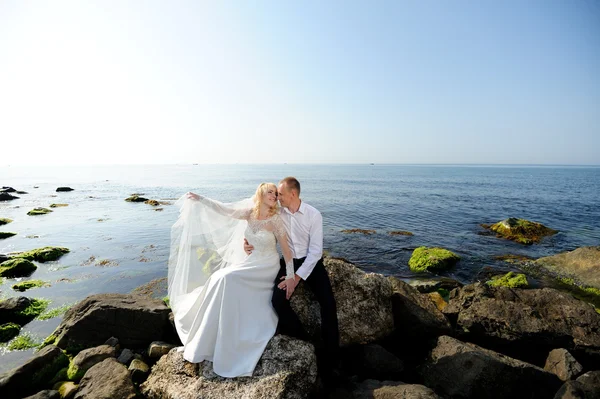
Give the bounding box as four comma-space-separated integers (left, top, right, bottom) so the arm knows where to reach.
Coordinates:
6, 332, 41, 350
0, 258, 37, 277
0, 218, 13, 225
0, 232, 16, 239
49, 203, 69, 208
15, 298, 51, 320
49, 367, 69, 385
483, 218, 558, 245
341, 228, 376, 235
12, 279, 50, 292
27, 207, 53, 216
125, 195, 148, 202
0, 322, 21, 342
15, 246, 70, 262
31, 349, 69, 387
66, 360, 85, 381
486, 272, 529, 288
389, 230, 414, 236
408, 246, 460, 273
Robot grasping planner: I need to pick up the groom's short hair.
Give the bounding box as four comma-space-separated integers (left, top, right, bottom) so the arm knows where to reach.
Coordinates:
280, 176, 301, 195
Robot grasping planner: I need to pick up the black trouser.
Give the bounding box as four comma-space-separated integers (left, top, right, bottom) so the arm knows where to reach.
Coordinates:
271, 257, 340, 374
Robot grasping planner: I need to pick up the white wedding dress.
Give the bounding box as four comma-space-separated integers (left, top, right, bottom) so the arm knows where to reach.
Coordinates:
168, 195, 294, 377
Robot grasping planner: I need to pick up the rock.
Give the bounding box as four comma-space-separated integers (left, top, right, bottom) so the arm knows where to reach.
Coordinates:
388, 277, 452, 339
554, 371, 600, 399
49, 204, 68, 208
53, 381, 78, 399
56, 187, 74, 192
16, 191, 28, 194
341, 379, 441, 399
51, 294, 172, 353
486, 271, 529, 288
28, 207, 53, 216
14, 247, 69, 262
73, 358, 136, 399
0, 345, 69, 399
0, 258, 37, 277
67, 345, 117, 381
0, 253, 9, 262
290, 257, 394, 347
0, 232, 16, 239
535, 246, 600, 289
483, 217, 558, 245
12, 279, 49, 292
140, 335, 317, 399
125, 195, 148, 202
0, 296, 33, 324
0, 218, 13, 225
117, 348, 135, 365
144, 199, 160, 206
128, 358, 150, 383
340, 344, 404, 381
389, 230, 414, 236
421, 336, 562, 399
23, 390, 60, 399
0, 322, 21, 342
544, 348, 584, 381
104, 336, 119, 348
408, 247, 460, 273
0, 192, 19, 201
443, 283, 600, 366
341, 229, 376, 235
427, 291, 448, 311
1, 186, 16, 192
148, 341, 177, 358
407, 277, 463, 294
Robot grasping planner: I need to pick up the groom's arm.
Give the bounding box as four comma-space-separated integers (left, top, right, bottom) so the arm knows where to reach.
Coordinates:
295, 211, 323, 280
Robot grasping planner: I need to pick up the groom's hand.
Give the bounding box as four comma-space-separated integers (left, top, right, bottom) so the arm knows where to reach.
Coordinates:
243, 238, 254, 255
278, 274, 301, 300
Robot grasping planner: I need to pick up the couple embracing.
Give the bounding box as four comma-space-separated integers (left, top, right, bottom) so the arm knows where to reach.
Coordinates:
168, 177, 339, 381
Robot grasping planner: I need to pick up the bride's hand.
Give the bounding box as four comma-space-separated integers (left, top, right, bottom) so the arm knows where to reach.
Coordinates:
186, 192, 201, 201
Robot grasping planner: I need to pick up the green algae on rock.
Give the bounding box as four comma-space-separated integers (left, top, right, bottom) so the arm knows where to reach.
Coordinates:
0, 232, 17, 239
341, 228, 376, 235
5, 331, 42, 350
27, 207, 53, 216
482, 218, 558, 245
0, 218, 13, 225
408, 247, 460, 273
389, 230, 414, 236
38, 304, 74, 321
15, 298, 51, 320
14, 246, 70, 262
12, 279, 50, 292
486, 272, 529, 288
49, 203, 69, 208
0, 258, 37, 277
125, 195, 149, 202
0, 322, 21, 342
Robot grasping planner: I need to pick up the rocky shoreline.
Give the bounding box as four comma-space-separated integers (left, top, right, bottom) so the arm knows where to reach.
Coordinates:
0, 256, 598, 399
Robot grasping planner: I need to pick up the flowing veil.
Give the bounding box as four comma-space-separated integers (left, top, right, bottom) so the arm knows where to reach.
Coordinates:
168, 194, 253, 315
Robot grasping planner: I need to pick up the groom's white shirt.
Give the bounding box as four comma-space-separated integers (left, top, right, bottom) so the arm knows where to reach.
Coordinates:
280, 201, 323, 281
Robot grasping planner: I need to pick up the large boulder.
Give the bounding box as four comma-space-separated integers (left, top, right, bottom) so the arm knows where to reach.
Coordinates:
482, 217, 558, 245
49, 294, 172, 353
73, 358, 136, 399
544, 348, 584, 381
554, 371, 600, 399
408, 247, 460, 273
0, 258, 37, 278
332, 379, 441, 399
535, 246, 600, 289
67, 344, 117, 381
290, 257, 394, 347
420, 336, 562, 399
140, 335, 317, 399
0, 345, 69, 399
0, 296, 33, 324
443, 283, 600, 366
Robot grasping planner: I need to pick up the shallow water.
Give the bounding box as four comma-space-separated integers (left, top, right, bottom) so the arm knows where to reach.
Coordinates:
1, 164, 599, 371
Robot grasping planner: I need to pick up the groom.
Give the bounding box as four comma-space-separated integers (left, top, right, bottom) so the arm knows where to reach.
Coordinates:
245, 176, 340, 376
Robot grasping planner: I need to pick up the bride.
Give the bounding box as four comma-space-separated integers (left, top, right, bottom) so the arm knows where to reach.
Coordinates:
168, 182, 295, 377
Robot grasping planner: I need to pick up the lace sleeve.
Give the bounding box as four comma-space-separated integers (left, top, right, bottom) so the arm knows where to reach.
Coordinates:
272, 214, 295, 280
197, 196, 251, 220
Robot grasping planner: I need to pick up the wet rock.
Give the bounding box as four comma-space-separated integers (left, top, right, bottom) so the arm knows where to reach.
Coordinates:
341, 229, 376, 235
443, 283, 600, 366
14, 247, 69, 262
56, 187, 74, 192
67, 345, 117, 381
0, 258, 37, 277
486, 271, 529, 288
535, 246, 600, 289
0, 296, 33, 324
73, 358, 136, 399
125, 195, 148, 202
52, 294, 172, 353
420, 336, 562, 399
144, 199, 160, 206
12, 279, 49, 292
408, 247, 460, 273
544, 348, 584, 381
0, 218, 13, 225
0, 322, 21, 342
1, 187, 16, 193
0, 345, 69, 399
53, 381, 78, 399
148, 341, 177, 359
482, 217, 558, 245
140, 335, 317, 399
0, 192, 19, 201
28, 207, 53, 216
49, 203, 68, 208
291, 257, 394, 347
128, 359, 150, 383
0, 232, 16, 239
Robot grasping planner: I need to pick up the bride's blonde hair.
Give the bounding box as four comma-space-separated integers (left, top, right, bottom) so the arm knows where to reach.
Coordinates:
252, 182, 279, 218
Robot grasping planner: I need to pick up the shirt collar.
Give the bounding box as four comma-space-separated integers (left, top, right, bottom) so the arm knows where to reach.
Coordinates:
283, 200, 305, 215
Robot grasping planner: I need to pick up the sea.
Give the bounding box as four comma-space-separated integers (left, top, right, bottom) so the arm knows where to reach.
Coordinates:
1, 164, 599, 371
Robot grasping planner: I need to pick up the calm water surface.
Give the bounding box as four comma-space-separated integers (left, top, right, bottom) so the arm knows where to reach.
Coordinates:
1, 164, 599, 371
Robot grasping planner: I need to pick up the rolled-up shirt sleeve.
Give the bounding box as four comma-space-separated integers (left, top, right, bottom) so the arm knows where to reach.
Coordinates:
296, 211, 323, 280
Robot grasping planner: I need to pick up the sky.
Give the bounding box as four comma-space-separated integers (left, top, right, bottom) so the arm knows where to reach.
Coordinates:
1, 1, 599, 166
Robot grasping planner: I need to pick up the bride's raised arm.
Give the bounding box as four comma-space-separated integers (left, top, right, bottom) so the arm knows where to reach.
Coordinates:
272, 214, 295, 280
187, 192, 250, 220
